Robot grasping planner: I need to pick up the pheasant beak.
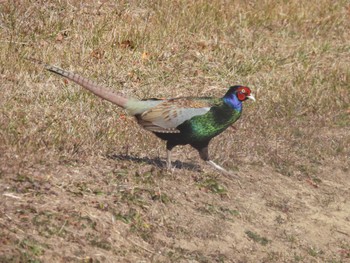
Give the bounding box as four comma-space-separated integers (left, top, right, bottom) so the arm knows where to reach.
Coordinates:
247, 94, 256, 102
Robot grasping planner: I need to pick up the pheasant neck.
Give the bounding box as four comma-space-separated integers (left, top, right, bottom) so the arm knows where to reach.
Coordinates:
223, 95, 242, 112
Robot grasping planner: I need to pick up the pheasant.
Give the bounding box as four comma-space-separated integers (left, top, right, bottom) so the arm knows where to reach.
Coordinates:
30, 59, 255, 177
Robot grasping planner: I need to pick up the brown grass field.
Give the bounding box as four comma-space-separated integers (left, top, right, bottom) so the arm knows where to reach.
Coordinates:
1, 0, 349, 262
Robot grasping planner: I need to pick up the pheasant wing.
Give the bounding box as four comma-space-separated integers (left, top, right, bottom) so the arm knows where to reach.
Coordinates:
139, 98, 216, 133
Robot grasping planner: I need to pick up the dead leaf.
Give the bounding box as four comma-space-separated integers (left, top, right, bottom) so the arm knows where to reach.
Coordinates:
118, 40, 135, 49
55, 32, 64, 42
197, 41, 208, 50
142, 52, 150, 61
91, 48, 105, 60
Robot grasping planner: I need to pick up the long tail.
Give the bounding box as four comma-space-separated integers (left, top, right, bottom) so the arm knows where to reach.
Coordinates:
28, 58, 129, 108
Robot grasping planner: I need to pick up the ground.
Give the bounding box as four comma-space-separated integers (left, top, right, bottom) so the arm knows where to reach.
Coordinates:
0, 1, 349, 262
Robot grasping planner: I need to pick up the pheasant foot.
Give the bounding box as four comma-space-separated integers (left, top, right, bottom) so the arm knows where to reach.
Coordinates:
206, 160, 240, 180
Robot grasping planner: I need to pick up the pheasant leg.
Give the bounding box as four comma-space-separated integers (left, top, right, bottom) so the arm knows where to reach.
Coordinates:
166, 149, 172, 169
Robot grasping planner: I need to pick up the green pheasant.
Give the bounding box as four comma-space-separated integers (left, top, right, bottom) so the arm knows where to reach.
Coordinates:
31, 59, 255, 177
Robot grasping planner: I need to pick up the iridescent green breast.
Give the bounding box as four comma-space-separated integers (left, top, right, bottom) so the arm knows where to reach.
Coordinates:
177, 103, 241, 142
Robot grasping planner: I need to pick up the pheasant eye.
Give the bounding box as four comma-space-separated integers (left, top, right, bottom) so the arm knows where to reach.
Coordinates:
241, 89, 246, 93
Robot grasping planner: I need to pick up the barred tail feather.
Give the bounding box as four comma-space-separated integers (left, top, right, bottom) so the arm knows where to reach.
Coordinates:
29, 58, 129, 108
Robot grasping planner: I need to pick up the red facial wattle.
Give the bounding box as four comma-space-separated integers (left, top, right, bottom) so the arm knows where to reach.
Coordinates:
237, 92, 246, 101
237, 87, 251, 101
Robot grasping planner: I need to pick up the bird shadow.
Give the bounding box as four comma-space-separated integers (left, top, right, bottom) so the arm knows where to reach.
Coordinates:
107, 154, 201, 172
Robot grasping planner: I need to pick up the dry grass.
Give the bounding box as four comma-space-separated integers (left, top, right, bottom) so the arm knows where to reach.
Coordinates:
1, 0, 349, 262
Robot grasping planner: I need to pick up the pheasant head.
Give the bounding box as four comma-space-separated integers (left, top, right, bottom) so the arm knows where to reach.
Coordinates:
223, 85, 255, 111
